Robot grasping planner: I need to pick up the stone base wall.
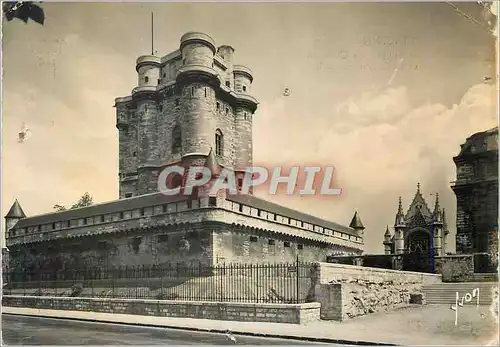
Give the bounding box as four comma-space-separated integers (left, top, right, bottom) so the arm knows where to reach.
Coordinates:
312, 262, 441, 321
315, 262, 442, 285
435, 254, 474, 282
8, 223, 215, 275
2, 295, 320, 325
214, 227, 349, 264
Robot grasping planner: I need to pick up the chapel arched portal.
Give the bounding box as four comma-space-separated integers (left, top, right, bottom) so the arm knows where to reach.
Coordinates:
405, 227, 431, 254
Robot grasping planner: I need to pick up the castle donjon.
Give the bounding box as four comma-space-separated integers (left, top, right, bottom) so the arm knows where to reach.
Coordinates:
5, 32, 364, 275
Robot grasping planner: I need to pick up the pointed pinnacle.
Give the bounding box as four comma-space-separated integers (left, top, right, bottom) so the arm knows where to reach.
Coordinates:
433, 193, 441, 212
385, 225, 391, 235
397, 197, 404, 215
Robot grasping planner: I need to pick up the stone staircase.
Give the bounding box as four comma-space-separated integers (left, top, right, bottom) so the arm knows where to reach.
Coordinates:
422, 282, 498, 305
469, 273, 499, 282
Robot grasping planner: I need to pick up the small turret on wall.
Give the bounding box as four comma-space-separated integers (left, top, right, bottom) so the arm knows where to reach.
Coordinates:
431, 193, 444, 257
4, 199, 26, 241
136, 55, 161, 88
217, 45, 235, 89
349, 211, 365, 239
394, 197, 406, 254
383, 226, 392, 255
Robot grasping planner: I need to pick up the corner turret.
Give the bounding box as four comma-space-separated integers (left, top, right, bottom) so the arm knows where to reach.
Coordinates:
135, 55, 161, 89
4, 199, 26, 238
431, 193, 444, 256
394, 196, 406, 254
349, 211, 365, 237
217, 45, 235, 89
233, 65, 254, 94
383, 226, 392, 255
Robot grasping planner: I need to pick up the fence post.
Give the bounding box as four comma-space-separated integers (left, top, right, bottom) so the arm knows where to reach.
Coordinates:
255, 264, 259, 303
160, 265, 163, 299
135, 265, 138, 300
296, 256, 300, 304
112, 267, 115, 298
219, 263, 223, 302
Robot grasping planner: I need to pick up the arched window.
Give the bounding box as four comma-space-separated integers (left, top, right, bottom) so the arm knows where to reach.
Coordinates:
172, 125, 182, 154
144, 76, 149, 83
215, 129, 223, 156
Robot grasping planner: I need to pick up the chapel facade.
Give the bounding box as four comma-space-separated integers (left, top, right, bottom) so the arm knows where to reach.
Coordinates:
383, 183, 449, 257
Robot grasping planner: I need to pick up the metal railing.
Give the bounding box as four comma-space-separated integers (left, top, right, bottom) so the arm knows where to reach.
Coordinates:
3, 261, 317, 304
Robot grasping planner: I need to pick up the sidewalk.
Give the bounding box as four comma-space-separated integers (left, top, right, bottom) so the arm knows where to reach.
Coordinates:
2, 305, 498, 346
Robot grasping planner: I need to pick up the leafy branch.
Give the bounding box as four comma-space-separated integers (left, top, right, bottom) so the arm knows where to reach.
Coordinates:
54, 192, 93, 211
3, 1, 45, 25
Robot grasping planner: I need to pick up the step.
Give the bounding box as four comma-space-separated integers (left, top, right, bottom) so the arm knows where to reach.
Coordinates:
424, 296, 493, 303
425, 298, 492, 300
423, 286, 497, 291
424, 294, 493, 298
423, 292, 493, 294
423, 284, 497, 286
423, 292, 494, 297
424, 296, 493, 300
425, 299, 492, 302
423, 286, 497, 289
423, 290, 495, 294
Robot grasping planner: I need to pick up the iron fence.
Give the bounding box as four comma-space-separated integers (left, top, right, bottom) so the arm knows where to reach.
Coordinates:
3, 261, 317, 304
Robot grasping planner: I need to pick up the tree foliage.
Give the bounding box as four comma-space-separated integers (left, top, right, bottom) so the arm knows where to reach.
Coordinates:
54, 193, 93, 211
3, 1, 45, 25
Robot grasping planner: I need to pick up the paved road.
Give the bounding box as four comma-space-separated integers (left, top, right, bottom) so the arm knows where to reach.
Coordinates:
2, 314, 331, 345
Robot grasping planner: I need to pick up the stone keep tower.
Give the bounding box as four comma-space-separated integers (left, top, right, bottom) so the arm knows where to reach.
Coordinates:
115, 32, 258, 198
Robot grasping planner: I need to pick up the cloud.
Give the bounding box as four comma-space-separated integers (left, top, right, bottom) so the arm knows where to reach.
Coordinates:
253, 82, 497, 253
1, 32, 126, 233
334, 87, 412, 127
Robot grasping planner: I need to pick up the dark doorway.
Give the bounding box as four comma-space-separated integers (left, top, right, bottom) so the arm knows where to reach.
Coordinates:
403, 229, 433, 273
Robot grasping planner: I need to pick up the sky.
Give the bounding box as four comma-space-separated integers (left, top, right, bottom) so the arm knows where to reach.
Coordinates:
2, 2, 498, 253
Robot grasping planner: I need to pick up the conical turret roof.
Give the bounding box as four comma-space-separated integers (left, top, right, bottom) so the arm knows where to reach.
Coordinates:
5, 199, 26, 219
349, 211, 365, 230
384, 225, 391, 236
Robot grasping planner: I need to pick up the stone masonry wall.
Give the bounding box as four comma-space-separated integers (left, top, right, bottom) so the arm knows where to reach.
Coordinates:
315, 262, 442, 285
121, 81, 248, 196
434, 254, 474, 282
8, 222, 214, 274
312, 262, 441, 321
2, 296, 320, 325
454, 148, 498, 273
214, 227, 350, 264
